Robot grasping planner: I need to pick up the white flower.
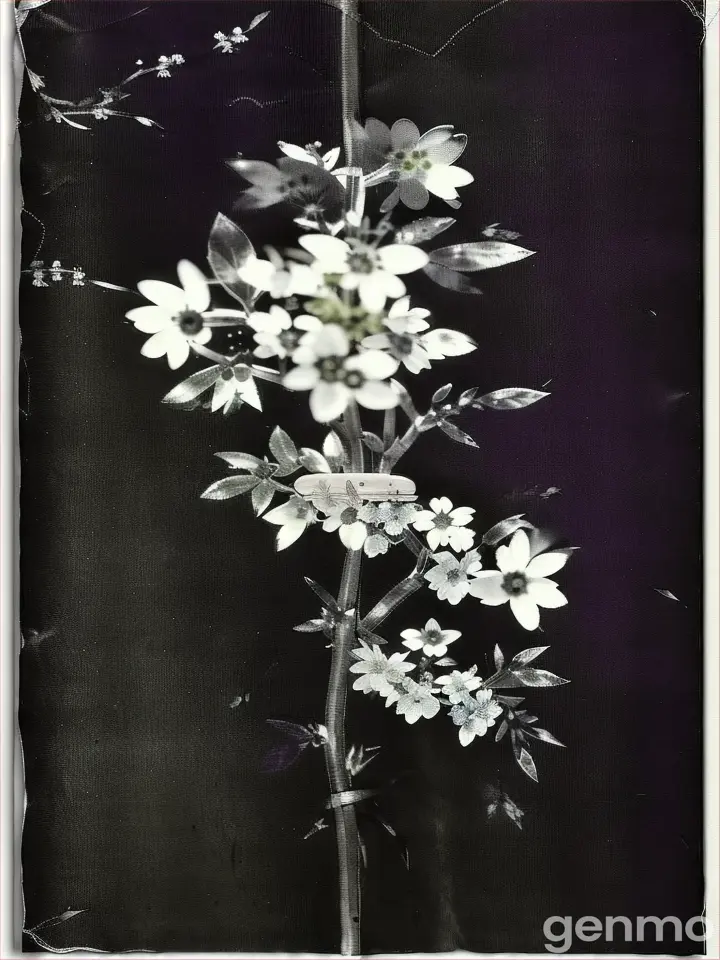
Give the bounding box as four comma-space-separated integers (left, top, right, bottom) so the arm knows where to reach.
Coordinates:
126, 260, 213, 369
278, 140, 341, 171
248, 306, 321, 359
413, 497, 476, 552
283, 323, 399, 422
364, 119, 473, 211
364, 530, 390, 558
424, 549, 482, 605
400, 618, 461, 658
321, 503, 369, 550
421, 328, 476, 359
468, 529, 569, 631
155, 54, 183, 77
373, 500, 420, 536
349, 644, 415, 697
362, 296, 433, 374
393, 679, 441, 724
451, 689, 503, 745
435, 666, 481, 704
237, 255, 321, 299
263, 495, 316, 550
298, 234, 428, 313
210, 363, 262, 413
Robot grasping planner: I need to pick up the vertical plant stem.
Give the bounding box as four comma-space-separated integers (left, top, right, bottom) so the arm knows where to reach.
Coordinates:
325, 400, 364, 955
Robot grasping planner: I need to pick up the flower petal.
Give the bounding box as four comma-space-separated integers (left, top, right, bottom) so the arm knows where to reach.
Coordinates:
353, 380, 398, 411
509, 594, 540, 631
140, 329, 175, 359
526, 552, 569, 579
126, 305, 171, 333
341, 521, 367, 550
310, 381, 350, 422
390, 119, 420, 151
166, 336, 190, 370
357, 276, 388, 313
177, 260, 210, 312
137, 280, 186, 313
527, 579, 568, 609
298, 233, 349, 267
377, 244, 429, 275
211, 376, 234, 412
283, 365, 319, 391
508, 530, 531, 571
398, 178, 429, 210
424, 132, 467, 165
467, 572, 507, 604
348, 349, 398, 380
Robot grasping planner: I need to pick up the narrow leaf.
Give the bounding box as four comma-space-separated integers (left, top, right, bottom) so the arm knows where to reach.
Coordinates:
517, 746, 539, 782
482, 514, 534, 547
438, 420, 478, 448
493, 644, 504, 671
207, 212, 257, 308
201, 476, 258, 500
293, 619, 326, 633
251, 480, 275, 515
430, 241, 535, 272
432, 383, 452, 404
323, 430, 346, 471
654, 588, 680, 602
495, 718, 509, 742
458, 387, 479, 407
423, 262, 483, 295
524, 726, 566, 747
91, 279, 136, 293
162, 366, 221, 405
304, 577, 340, 614
510, 667, 570, 687
247, 11, 270, 30
510, 646, 549, 666
361, 432, 384, 454
475, 388, 550, 411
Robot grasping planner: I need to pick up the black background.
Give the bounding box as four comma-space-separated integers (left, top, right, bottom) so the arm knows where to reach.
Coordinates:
19, 0, 703, 953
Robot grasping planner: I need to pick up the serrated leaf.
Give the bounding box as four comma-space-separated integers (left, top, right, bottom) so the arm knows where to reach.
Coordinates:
298, 448, 331, 473
201, 475, 258, 500
438, 420, 478, 448
430, 241, 535, 272
482, 515, 534, 547
493, 644, 504, 670
423, 262, 483, 295
524, 726, 566, 747
517, 746, 538, 782
162, 366, 221, 405
269, 426, 299, 474
432, 383, 452, 404
207, 212, 257, 309
475, 388, 550, 411
361, 432, 384, 454
247, 11, 269, 30
510, 667, 569, 687
394, 217, 456, 245
215, 451, 263, 470
510, 646, 549, 666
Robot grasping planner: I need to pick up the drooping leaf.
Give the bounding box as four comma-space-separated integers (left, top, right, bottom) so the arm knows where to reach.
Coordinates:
430, 241, 535, 272
394, 217, 456, 245
432, 383, 453, 404
510, 646, 550, 666
493, 643, 505, 671
247, 10, 270, 30
201, 475, 258, 500
510, 667, 570, 687
269, 426, 299, 474
207, 212, 257, 309
438, 420, 478, 448
482, 514, 534, 547
475, 388, 550, 411
298, 447, 331, 473
215, 451, 263, 470
423, 262, 483, 295
524, 726, 566, 747
361, 432, 384, 454
517, 746, 539, 782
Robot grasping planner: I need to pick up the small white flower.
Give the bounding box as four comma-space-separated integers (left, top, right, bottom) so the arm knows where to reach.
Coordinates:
237, 255, 320, 300
424, 549, 482, 605
373, 500, 419, 536
450, 689, 503, 746
321, 502, 368, 550
298, 234, 428, 313
413, 497, 476, 552
467, 529, 569, 631
283, 323, 399, 423
394, 679, 441, 724
349, 644, 415, 697
248, 306, 321, 359
263, 495, 316, 550
362, 296, 433, 374
31, 262, 48, 287
210, 363, 262, 413
435, 666, 481, 704
126, 260, 213, 369
421, 328, 476, 359
364, 530, 390, 558
278, 140, 341, 171
401, 618, 461, 658
72, 267, 85, 286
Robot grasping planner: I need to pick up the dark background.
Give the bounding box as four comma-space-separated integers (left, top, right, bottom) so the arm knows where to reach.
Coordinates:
19, 0, 703, 953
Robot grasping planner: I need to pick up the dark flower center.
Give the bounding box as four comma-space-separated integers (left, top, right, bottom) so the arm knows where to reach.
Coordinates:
278, 330, 300, 351
319, 357, 344, 382
234, 366, 251, 382
433, 511, 452, 530
347, 252, 376, 274
345, 370, 365, 389
445, 569, 462, 584
502, 572, 528, 596
424, 630, 442, 645
388, 333, 414, 357
176, 309, 204, 335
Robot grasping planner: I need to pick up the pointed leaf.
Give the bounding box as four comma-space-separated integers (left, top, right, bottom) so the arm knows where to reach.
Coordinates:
524, 726, 566, 747
304, 577, 340, 614
438, 419, 478, 448
432, 383, 452, 404
269, 426, 299, 473
494, 718, 509, 742
299, 447, 332, 473
510, 667, 570, 687
493, 644, 504, 671
215, 452, 263, 470
458, 387, 479, 407
495, 695, 525, 707
91, 279, 136, 293
251, 480, 275, 515
162, 366, 221, 405
207, 212, 257, 308
510, 646, 549, 666
475, 388, 550, 411
654, 588, 680, 602
430, 241, 535, 272
201, 475, 258, 500
423, 262, 483, 295
517, 746, 539, 782
293, 619, 326, 633
247, 11, 270, 30
482, 515, 534, 547
323, 430, 346, 471
361, 432, 384, 454
394, 217, 456, 245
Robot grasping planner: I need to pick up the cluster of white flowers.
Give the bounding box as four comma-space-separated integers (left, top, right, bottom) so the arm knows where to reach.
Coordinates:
156, 54, 184, 78
30, 260, 85, 287
213, 27, 249, 52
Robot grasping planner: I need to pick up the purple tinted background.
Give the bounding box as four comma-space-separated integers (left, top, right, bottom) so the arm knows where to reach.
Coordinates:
19, 0, 702, 953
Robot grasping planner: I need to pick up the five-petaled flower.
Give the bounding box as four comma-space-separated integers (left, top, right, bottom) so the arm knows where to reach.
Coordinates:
211, 363, 262, 413
424, 549, 482, 605
237, 254, 321, 300
421, 327, 476, 359
283, 323, 399, 422
298, 233, 428, 313
413, 497, 476, 552
349, 644, 415, 697
263, 495, 317, 550
362, 296, 433, 374
248, 306, 321, 360
391, 679, 441, 724
450, 689, 504, 745
127, 260, 213, 369
401, 618, 461, 658
468, 529, 569, 631
435, 666, 482, 704
321, 502, 369, 550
